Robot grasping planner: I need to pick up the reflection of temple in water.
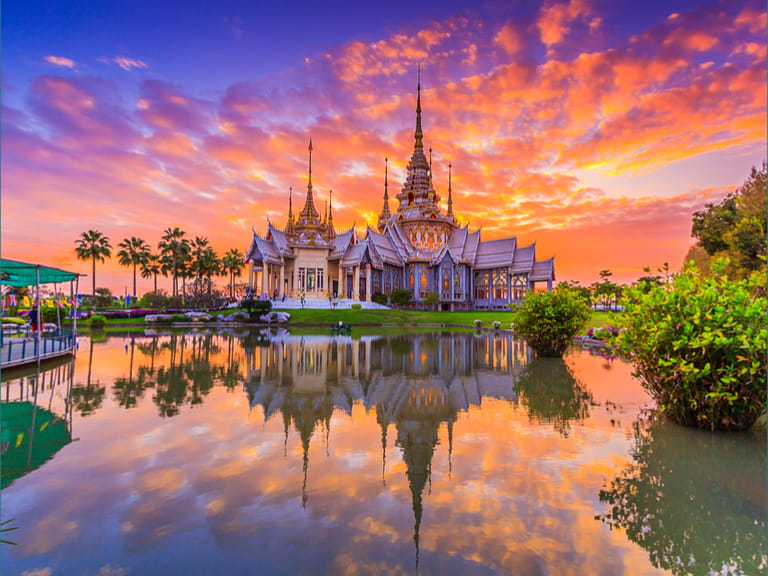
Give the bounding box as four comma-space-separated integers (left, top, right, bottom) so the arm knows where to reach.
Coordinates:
242, 332, 529, 563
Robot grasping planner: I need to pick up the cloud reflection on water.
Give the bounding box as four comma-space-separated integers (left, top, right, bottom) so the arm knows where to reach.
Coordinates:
2, 330, 760, 575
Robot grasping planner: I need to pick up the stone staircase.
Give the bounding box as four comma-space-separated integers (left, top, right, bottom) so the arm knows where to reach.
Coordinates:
268, 298, 389, 310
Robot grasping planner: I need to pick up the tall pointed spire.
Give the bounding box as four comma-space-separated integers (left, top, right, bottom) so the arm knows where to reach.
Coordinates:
308, 138, 313, 188
286, 186, 295, 236
414, 65, 424, 151
327, 189, 336, 239
296, 137, 322, 232
447, 163, 454, 218
378, 157, 392, 232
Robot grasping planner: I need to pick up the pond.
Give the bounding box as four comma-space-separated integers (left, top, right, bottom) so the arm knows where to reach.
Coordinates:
1, 329, 765, 575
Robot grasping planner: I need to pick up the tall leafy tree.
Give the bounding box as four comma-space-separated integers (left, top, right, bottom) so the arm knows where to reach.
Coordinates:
117, 236, 151, 298
140, 252, 161, 293
158, 227, 189, 297
190, 236, 220, 295
691, 164, 767, 277
74, 230, 112, 296
222, 248, 244, 299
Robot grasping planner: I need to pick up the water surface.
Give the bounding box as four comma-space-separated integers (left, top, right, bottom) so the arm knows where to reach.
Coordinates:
1, 329, 764, 575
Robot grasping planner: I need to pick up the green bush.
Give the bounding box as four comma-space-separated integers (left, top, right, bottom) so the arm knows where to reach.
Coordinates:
390, 289, 412, 307
350, 303, 362, 310
2, 317, 26, 325
242, 299, 272, 314
512, 287, 590, 357
371, 292, 388, 305
138, 290, 170, 309
171, 314, 187, 322
42, 307, 60, 323
89, 314, 107, 329
617, 260, 766, 431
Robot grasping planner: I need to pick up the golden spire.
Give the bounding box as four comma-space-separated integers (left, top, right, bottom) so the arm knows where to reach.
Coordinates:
297, 138, 322, 227
327, 189, 336, 239
286, 186, 295, 235
414, 66, 424, 151
447, 163, 454, 218
378, 157, 392, 232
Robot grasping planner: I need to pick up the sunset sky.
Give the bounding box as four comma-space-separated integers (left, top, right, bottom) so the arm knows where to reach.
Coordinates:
2, 0, 765, 294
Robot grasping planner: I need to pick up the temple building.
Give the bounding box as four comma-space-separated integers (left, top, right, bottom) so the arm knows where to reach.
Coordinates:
245, 82, 555, 309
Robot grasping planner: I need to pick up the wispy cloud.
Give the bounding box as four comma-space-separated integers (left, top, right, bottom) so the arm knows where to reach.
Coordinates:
3, 1, 766, 290
102, 56, 149, 71
44, 55, 76, 68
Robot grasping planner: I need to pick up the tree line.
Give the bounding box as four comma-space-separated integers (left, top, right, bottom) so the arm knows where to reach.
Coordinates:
74, 226, 244, 301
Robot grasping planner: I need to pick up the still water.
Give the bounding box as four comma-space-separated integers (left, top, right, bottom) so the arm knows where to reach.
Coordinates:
1, 329, 765, 576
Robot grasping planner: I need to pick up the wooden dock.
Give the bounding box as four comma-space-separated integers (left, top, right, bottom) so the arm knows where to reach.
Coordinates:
1, 332, 77, 370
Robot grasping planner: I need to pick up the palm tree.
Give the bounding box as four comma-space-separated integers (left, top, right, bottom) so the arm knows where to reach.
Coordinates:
158, 227, 189, 297
140, 252, 161, 293
190, 236, 221, 295
74, 230, 112, 296
117, 236, 151, 298
222, 248, 244, 300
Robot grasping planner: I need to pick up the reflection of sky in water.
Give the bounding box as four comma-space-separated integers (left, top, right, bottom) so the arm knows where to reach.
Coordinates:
1, 331, 764, 576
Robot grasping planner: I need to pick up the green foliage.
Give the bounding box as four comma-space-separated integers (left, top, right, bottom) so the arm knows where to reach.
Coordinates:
138, 290, 170, 309
171, 314, 187, 322
350, 303, 362, 310
513, 288, 591, 357
691, 164, 766, 278
41, 307, 59, 323
1, 317, 26, 325
74, 229, 112, 296
617, 260, 766, 431
371, 292, 388, 305
242, 299, 272, 313
89, 314, 107, 329
424, 291, 440, 309
390, 289, 412, 307
94, 288, 114, 308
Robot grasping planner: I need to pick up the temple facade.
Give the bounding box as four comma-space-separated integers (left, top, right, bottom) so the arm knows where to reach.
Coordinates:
245, 83, 555, 309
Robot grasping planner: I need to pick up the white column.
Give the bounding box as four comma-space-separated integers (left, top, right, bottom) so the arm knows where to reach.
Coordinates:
353, 266, 360, 301
365, 264, 372, 301
261, 265, 268, 296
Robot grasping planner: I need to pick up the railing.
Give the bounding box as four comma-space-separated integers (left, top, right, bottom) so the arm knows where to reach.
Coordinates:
1, 330, 77, 367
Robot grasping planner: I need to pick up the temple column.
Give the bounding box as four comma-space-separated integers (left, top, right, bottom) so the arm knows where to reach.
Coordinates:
261, 265, 268, 297
353, 266, 360, 301
365, 264, 372, 302
279, 266, 285, 298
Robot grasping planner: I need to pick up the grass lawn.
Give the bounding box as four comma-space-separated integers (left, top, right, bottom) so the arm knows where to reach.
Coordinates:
80, 308, 623, 332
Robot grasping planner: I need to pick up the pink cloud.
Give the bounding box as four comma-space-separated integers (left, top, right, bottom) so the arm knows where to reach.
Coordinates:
44, 55, 76, 68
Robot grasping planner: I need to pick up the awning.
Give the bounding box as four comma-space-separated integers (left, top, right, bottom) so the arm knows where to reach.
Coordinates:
0, 259, 80, 287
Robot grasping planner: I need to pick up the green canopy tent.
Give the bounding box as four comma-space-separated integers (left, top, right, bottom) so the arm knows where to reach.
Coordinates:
1, 259, 81, 363
0, 259, 80, 287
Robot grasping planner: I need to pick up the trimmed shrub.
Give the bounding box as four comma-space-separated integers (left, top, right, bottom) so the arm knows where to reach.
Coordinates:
89, 314, 107, 329
492, 321, 501, 329
350, 303, 362, 310
371, 292, 388, 305
473, 319, 482, 328
617, 260, 766, 431
390, 289, 412, 307
512, 287, 590, 357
